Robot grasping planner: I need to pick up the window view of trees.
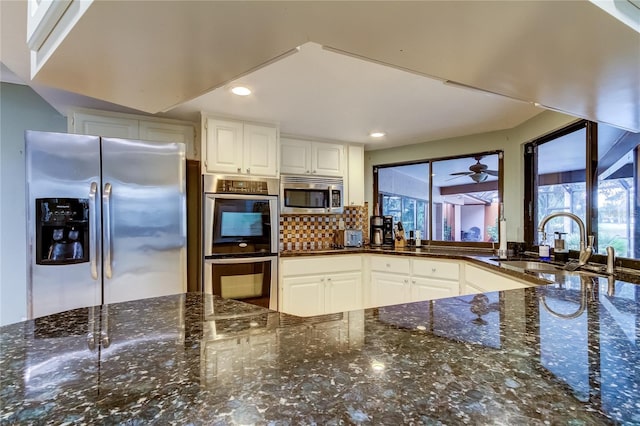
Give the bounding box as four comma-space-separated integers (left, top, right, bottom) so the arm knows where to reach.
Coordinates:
527, 120, 640, 259
534, 127, 587, 251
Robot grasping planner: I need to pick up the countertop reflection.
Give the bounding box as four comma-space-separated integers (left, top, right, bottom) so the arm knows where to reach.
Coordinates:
1, 285, 638, 424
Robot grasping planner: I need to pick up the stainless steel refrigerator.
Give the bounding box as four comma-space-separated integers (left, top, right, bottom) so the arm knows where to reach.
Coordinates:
26, 130, 186, 319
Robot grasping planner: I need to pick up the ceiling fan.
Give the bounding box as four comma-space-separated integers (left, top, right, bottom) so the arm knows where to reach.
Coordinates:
448, 156, 498, 183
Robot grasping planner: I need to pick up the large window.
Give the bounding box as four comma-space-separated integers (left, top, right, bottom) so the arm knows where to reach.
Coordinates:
525, 120, 640, 259
374, 152, 503, 246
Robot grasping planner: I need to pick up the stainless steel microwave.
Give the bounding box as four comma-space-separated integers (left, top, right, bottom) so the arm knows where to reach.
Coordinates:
280, 176, 344, 214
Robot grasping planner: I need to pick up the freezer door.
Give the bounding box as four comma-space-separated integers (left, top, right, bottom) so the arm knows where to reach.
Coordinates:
26, 131, 102, 318
101, 138, 186, 304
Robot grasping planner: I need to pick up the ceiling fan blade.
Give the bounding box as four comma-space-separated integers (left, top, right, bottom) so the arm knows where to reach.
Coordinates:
449, 171, 473, 176
446, 174, 466, 181
485, 170, 499, 176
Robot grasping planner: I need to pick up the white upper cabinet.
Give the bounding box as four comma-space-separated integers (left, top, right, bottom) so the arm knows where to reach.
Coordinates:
280, 138, 312, 175
139, 121, 196, 157
72, 111, 139, 139
244, 123, 279, 176
312, 142, 344, 177
69, 108, 198, 159
280, 138, 344, 177
203, 117, 278, 177
203, 118, 244, 174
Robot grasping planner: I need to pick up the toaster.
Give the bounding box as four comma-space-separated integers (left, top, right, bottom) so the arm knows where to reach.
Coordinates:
344, 229, 363, 247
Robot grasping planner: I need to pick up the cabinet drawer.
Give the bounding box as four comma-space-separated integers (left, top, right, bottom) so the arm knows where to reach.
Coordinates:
412, 259, 459, 280
370, 256, 410, 274
282, 255, 361, 276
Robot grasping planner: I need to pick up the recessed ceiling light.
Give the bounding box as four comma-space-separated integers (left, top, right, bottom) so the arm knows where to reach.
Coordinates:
370, 131, 386, 138
231, 86, 252, 96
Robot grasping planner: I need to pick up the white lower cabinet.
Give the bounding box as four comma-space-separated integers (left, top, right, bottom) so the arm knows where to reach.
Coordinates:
410, 258, 460, 302
410, 276, 457, 302
371, 272, 409, 307
281, 275, 325, 316
370, 256, 459, 306
281, 256, 362, 317
281, 254, 534, 313
462, 264, 529, 295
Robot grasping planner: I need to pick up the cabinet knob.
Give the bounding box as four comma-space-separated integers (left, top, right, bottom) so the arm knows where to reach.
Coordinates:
321, 278, 325, 282
404, 279, 409, 283
312, 170, 316, 174
327, 277, 332, 281
386, 263, 390, 268
246, 168, 250, 174
237, 167, 241, 173
432, 268, 436, 273
412, 280, 416, 284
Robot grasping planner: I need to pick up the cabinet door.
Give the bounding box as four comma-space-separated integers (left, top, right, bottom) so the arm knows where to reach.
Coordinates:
139, 120, 196, 160
280, 138, 311, 175
325, 272, 362, 314
244, 124, 278, 176
204, 118, 244, 174
312, 142, 344, 177
282, 275, 324, 317
371, 272, 409, 307
347, 144, 364, 206
410, 276, 458, 302
71, 112, 139, 139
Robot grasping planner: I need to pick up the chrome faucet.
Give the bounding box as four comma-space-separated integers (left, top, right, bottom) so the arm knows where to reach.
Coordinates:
538, 212, 593, 265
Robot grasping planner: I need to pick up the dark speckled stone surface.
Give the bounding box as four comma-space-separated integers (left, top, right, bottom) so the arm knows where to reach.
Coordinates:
2, 279, 639, 424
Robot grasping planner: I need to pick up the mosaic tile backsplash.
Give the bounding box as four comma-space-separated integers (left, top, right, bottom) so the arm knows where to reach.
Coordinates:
279, 203, 369, 251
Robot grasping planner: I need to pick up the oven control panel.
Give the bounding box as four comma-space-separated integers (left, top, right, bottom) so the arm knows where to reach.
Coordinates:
216, 179, 268, 194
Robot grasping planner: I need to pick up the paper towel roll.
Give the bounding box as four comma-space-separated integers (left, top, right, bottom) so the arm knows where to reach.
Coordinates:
499, 219, 507, 258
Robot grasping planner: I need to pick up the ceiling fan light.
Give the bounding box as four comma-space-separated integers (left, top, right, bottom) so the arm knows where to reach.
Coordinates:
471, 173, 488, 183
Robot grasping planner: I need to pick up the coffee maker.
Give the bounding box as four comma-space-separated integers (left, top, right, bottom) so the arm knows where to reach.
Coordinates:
382, 216, 394, 246
370, 216, 384, 246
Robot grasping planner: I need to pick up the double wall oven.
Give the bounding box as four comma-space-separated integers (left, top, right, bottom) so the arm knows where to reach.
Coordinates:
203, 175, 279, 310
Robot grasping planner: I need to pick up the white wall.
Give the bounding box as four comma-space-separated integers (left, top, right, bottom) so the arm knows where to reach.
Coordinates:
0, 82, 66, 325
365, 110, 578, 242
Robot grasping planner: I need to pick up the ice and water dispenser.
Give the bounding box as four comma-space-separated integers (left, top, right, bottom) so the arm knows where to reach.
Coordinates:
35, 198, 89, 265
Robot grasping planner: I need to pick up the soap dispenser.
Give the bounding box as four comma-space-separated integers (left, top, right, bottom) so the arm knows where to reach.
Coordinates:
538, 232, 551, 261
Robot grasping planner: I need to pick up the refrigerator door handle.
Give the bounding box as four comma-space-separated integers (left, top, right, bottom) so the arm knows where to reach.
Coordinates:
103, 182, 113, 279
89, 182, 99, 280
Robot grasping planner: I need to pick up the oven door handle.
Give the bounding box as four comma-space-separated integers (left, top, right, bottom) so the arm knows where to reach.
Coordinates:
205, 256, 277, 265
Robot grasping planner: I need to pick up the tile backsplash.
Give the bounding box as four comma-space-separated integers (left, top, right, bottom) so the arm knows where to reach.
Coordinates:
279, 203, 369, 251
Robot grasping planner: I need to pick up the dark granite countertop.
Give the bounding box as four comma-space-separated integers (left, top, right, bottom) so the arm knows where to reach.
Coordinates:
2, 279, 639, 424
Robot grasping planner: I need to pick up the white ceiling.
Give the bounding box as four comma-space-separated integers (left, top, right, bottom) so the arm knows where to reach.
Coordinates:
1, 1, 638, 151
168, 42, 542, 150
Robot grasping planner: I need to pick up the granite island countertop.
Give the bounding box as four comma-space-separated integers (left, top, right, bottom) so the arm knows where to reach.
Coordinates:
2, 279, 639, 424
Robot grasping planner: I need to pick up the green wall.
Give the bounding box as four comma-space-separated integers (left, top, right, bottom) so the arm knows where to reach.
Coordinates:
0, 82, 66, 325
364, 110, 578, 242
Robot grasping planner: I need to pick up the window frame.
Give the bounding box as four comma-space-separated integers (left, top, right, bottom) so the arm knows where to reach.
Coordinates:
373, 150, 504, 248
524, 119, 640, 264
